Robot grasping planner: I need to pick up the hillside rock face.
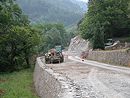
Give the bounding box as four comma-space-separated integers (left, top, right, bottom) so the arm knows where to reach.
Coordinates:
68, 36, 91, 55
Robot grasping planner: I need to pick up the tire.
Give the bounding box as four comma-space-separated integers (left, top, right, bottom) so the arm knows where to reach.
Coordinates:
60, 56, 64, 63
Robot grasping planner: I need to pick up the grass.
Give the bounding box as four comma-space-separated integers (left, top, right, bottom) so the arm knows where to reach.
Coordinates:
0, 69, 39, 98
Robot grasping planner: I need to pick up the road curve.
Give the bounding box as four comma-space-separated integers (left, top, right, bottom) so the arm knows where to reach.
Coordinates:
43, 56, 130, 98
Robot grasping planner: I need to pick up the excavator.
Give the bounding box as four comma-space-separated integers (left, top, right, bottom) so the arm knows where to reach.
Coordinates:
45, 46, 64, 64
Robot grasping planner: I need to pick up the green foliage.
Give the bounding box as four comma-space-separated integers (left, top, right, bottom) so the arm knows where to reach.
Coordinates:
79, 0, 130, 49
16, 0, 85, 26
128, 1, 130, 17
0, 0, 41, 72
32, 23, 68, 53
0, 69, 38, 98
91, 22, 105, 50
66, 25, 79, 40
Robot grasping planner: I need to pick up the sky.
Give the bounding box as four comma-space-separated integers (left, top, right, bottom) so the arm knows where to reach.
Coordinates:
80, 0, 88, 3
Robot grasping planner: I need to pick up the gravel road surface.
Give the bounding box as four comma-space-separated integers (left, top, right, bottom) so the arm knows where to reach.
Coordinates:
45, 56, 130, 98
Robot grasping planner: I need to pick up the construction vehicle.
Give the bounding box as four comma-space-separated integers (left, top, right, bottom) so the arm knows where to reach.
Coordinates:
45, 45, 64, 64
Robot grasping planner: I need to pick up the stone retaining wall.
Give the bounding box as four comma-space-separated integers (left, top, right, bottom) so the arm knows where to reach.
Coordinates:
88, 49, 130, 66
33, 57, 75, 98
33, 58, 61, 98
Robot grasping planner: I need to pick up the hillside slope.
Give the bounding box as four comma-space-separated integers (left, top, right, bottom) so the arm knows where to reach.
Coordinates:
16, 0, 87, 26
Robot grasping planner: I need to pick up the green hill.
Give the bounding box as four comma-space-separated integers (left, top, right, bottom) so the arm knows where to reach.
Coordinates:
16, 0, 87, 26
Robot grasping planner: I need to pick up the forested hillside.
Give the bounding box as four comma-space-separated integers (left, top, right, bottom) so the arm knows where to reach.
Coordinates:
79, 0, 130, 49
16, 0, 87, 26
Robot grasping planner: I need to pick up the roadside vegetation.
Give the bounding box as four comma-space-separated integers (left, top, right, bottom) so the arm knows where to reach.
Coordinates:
0, 69, 39, 98
79, 0, 130, 49
32, 23, 74, 54
0, 0, 41, 72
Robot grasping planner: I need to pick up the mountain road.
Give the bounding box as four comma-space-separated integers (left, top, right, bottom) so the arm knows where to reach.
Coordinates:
44, 55, 130, 98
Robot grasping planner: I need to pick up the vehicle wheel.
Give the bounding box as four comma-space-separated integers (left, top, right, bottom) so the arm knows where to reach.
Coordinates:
60, 56, 64, 62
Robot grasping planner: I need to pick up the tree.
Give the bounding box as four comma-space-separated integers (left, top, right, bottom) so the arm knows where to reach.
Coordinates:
0, 0, 41, 72
79, 0, 130, 49
32, 23, 68, 53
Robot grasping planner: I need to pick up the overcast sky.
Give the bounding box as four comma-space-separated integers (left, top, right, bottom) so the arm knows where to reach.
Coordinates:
80, 0, 88, 2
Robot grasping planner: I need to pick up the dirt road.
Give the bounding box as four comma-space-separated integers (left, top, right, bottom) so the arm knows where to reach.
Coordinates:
45, 56, 130, 98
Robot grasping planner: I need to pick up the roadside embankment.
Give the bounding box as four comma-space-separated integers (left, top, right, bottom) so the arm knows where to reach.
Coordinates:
68, 36, 130, 67
33, 57, 61, 98
33, 57, 76, 98
88, 49, 130, 66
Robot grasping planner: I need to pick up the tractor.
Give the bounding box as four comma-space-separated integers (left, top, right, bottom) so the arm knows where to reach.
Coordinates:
45, 46, 64, 64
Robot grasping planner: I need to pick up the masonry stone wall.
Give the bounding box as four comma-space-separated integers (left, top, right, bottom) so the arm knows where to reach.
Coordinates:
88, 49, 130, 66
33, 57, 75, 98
33, 58, 62, 98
